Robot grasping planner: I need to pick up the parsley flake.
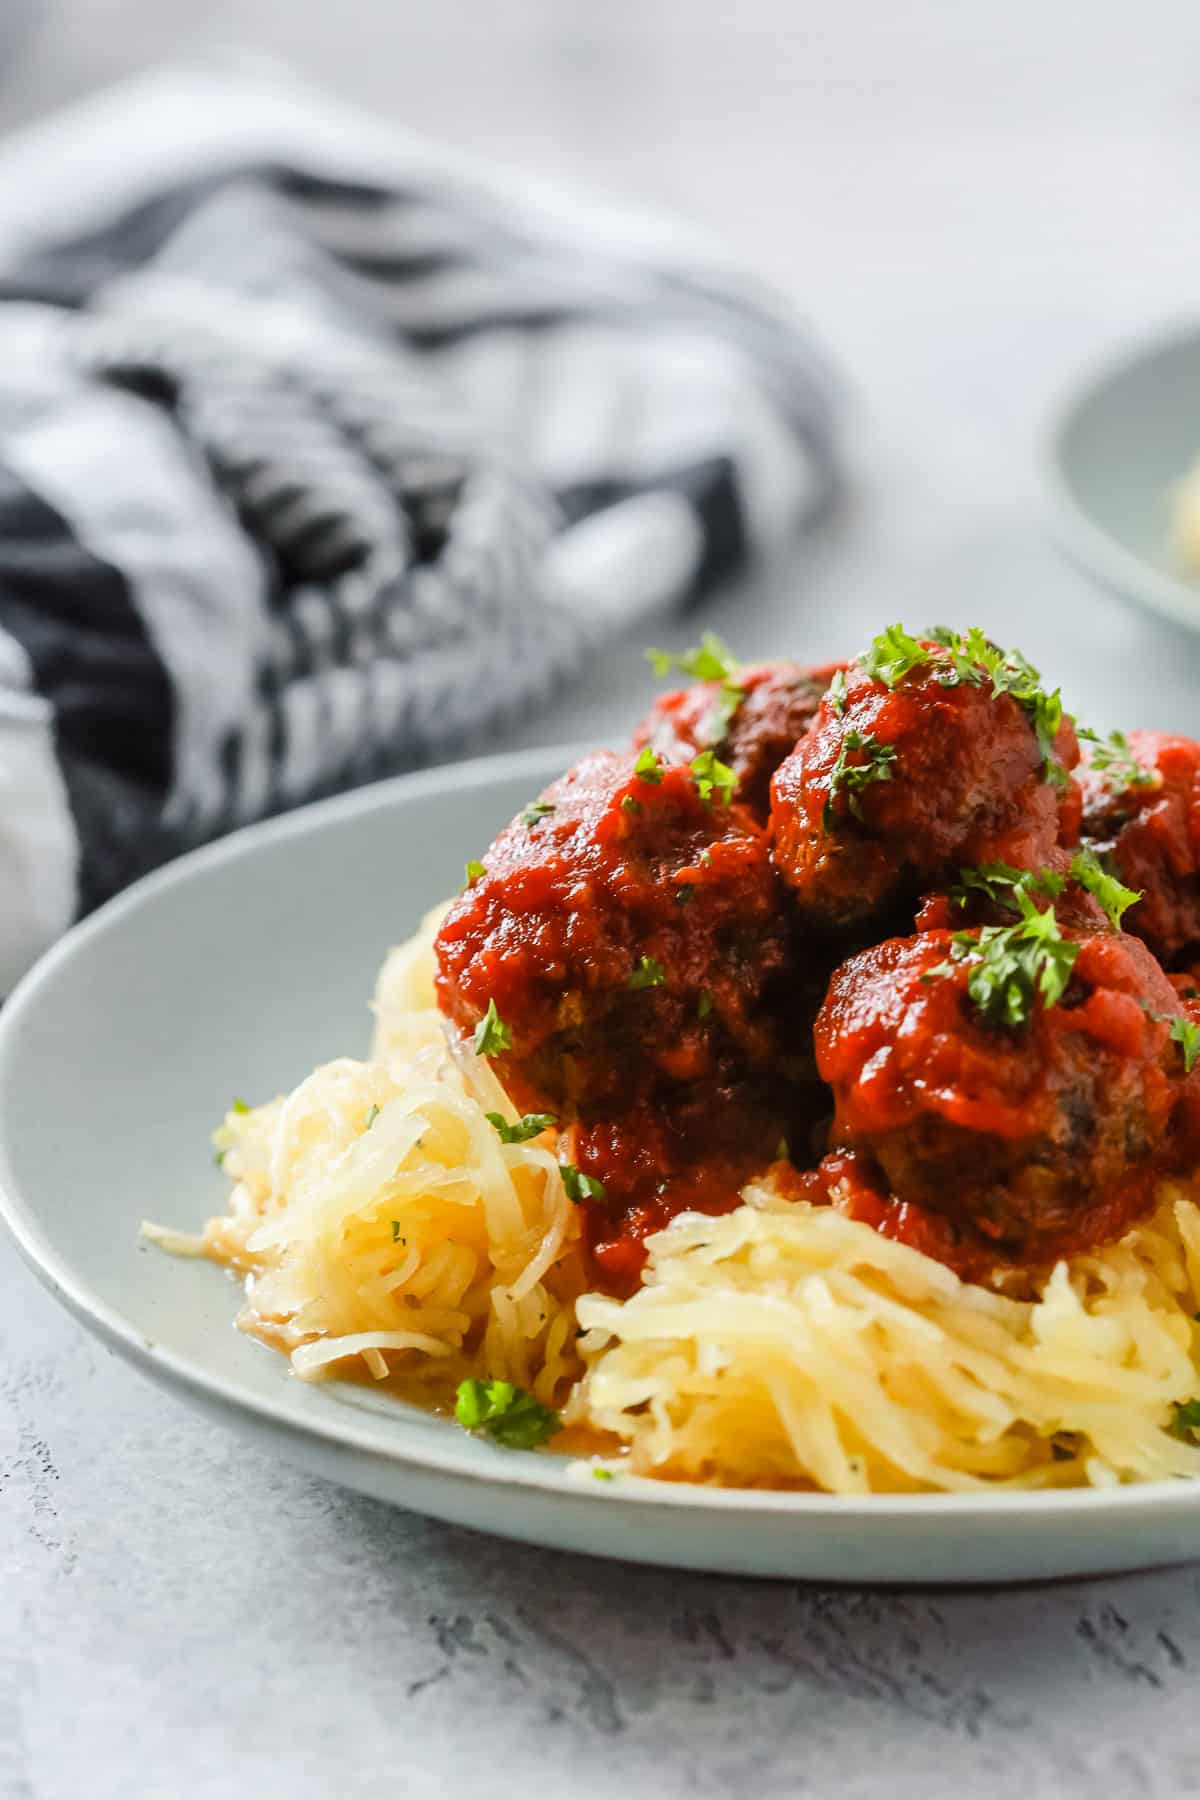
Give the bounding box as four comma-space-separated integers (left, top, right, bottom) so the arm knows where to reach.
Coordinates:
1079, 727, 1156, 795
861, 623, 930, 689
519, 800, 555, 828
629, 955, 666, 990
485, 1110, 557, 1145
454, 1378, 561, 1449
560, 1163, 606, 1204
634, 746, 664, 784
704, 681, 746, 745
364, 1103, 381, 1130
391, 1221, 406, 1244
697, 990, 714, 1020
827, 667, 848, 716
472, 999, 512, 1057
823, 730, 898, 830
464, 858, 486, 887
1172, 1398, 1200, 1438
1069, 846, 1142, 930
930, 888, 1079, 1029
950, 863, 1064, 911
1170, 1016, 1200, 1075
620, 794, 642, 815
593, 1467, 615, 1482
646, 630, 741, 683
231, 1097, 250, 1114
916, 627, 1068, 785
690, 748, 736, 806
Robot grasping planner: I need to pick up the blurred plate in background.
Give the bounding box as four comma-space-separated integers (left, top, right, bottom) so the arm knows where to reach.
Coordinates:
1047, 324, 1200, 634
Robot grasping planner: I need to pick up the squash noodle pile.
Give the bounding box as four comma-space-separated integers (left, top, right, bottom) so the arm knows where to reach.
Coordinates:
144, 909, 583, 1408
147, 907, 1200, 1492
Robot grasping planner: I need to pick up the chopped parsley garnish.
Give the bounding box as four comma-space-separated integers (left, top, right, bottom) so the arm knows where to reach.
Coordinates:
878, 625, 1068, 786
690, 749, 736, 807
634, 745, 664, 783
933, 629, 1065, 783
1079, 726, 1155, 795
674, 884, 693, 906
1069, 847, 1142, 930
930, 888, 1079, 1029
592, 1466, 615, 1482
704, 681, 746, 745
629, 954, 667, 990
464, 858, 486, 887
861, 623, 929, 689
231, 1097, 250, 1114
364, 1103, 381, 1130
1030, 691, 1068, 786
646, 630, 741, 683
951, 855, 1138, 931
472, 999, 512, 1057
699, 849, 713, 868
950, 862, 1064, 910
391, 1221, 406, 1244
1172, 1398, 1200, 1438
823, 730, 897, 830
697, 990, 714, 1019
620, 794, 642, 815
560, 1163, 606, 1204
1170, 1016, 1200, 1075
485, 1110, 557, 1144
827, 667, 848, 716
519, 800, 555, 828
454, 1378, 561, 1449
213, 1149, 227, 1169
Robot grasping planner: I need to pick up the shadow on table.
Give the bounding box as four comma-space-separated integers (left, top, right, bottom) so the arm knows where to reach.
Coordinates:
316, 1481, 1197, 1764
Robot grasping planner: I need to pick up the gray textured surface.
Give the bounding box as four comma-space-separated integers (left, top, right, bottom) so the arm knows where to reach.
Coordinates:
6, 5, 1200, 1797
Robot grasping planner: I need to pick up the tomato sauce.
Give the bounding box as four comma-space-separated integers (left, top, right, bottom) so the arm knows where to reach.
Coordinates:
432, 641, 1200, 1300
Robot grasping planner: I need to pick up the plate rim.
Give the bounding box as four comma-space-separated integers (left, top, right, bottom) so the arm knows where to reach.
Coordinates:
1043, 316, 1200, 633
4, 742, 1200, 1529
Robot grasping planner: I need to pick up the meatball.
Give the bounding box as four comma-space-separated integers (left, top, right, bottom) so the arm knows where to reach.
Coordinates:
633, 661, 843, 821
814, 925, 1186, 1255
770, 645, 1080, 930
1079, 730, 1200, 964
434, 750, 805, 1121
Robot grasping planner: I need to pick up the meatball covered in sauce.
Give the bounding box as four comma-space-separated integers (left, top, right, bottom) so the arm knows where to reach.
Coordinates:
434, 749, 804, 1122
633, 660, 844, 821
813, 923, 1188, 1261
1079, 729, 1200, 965
770, 643, 1080, 931
567, 1090, 799, 1292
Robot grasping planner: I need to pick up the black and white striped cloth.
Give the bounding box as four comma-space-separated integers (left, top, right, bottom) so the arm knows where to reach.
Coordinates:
0, 63, 842, 990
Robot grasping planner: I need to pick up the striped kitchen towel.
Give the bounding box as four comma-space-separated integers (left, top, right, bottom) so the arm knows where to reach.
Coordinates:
0, 62, 843, 991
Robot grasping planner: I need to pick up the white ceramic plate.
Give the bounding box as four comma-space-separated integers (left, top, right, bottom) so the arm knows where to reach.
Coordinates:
1047, 322, 1200, 632
4, 746, 1200, 1583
